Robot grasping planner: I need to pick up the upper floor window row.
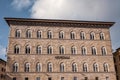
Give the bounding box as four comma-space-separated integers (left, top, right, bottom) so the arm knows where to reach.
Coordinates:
15, 30, 105, 40
14, 45, 107, 55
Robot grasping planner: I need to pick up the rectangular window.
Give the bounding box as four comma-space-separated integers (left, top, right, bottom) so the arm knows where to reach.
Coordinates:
73, 77, 77, 80
119, 55, 120, 61
25, 77, 28, 80
61, 77, 64, 80
106, 77, 109, 80
85, 77, 88, 80
48, 77, 52, 80
95, 77, 99, 80
36, 77, 40, 80
13, 77, 16, 80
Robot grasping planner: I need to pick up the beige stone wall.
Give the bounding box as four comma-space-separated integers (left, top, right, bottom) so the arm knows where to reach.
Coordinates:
7, 23, 116, 80
0, 59, 6, 80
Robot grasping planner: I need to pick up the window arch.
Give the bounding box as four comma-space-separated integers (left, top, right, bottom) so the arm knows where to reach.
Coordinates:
36, 63, 42, 72
59, 46, 65, 54
47, 30, 53, 39
101, 46, 107, 55
71, 46, 77, 54
93, 63, 99, 72
13, 62, 19, 72
90, 32, 95, 40
26, 29, 32, 38
37, 30, 42, 38
80, 31, 85, 40
14, 45, 20, 54
59, 31, 64, 39
47, 62, 53, 72
15, 29, 21, 38
25, 62, 30, 72
36, 46, 42, 54
103, 63, 109, 72
81, 46, 87, 55
25, 45, 30, 54
100, 32, 105, 40
91, 46, 97, 55
60, 62, 65, 72
70, 31, 75, 39
72, 63, 77, 72
83, 63, 88, 72
47, 45, 53, 54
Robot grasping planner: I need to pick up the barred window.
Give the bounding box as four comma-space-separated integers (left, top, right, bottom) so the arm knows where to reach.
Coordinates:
37, 30, 42, 38
36, 46, 42, 54
25, 63, 30, 72
14, 45, 20, 54
71, 46, 77, 54
70, 31, 75, 39
25, 45, 30, 54
60, 62, 65, 72
47, 46, 53, 54
15, 29, 21, 38
59, 31, 64, 39
59, 46, 65, 54
80, 31, 85, 40
90, 32, 95, 40
47, 62, 52, 72
26, 29, 32, 38
13, 62, 19, 72
47, 30, 52, 39
72, 63, 77, 72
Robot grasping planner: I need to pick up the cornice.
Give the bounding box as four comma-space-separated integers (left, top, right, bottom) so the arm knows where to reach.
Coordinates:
4, 17, 115, 28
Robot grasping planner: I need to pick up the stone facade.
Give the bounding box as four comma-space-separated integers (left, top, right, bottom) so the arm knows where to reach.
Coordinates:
5, 18, 116, 80
113, 48, 120, 80
0, 58, 6, 80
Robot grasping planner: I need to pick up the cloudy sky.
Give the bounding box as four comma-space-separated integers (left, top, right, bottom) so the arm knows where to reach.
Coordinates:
0, 0, 120, 60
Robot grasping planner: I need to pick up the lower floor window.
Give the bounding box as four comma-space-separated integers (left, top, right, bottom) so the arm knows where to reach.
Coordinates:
25, 77, 28, 80
36, 77, 40, 80
13, 77, 16, 80
48, 77, 52, 80
61, 77, 64, 80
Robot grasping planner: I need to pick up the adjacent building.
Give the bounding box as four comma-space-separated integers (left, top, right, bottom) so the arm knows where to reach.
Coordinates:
5, 18, 116, 80
0, 58, 6, 80
113, 48, 120, 80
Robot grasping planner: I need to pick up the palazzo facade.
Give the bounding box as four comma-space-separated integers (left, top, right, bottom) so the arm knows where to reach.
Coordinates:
5, 18, 116, 80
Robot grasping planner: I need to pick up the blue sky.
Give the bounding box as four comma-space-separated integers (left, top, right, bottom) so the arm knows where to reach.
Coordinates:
0, 0, 120, 60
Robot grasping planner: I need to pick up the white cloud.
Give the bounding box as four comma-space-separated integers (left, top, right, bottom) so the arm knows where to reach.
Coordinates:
11, 0, 33, 10
30, 0, 120, 21
0, 45, 6, 55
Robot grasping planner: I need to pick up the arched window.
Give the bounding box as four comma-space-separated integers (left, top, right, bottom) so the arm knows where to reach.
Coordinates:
26, 29, 32, 38
47, 46, 53, 54
101, 47, 107, 55
60, 63, 65, 72
14, 45, 20, 54
13, 62, 19, 72
103, 63, 109, 72
72, 63, 77, 72
25, 45, 30, 54
90, 32, 95, 40
70, 31, 75, 39
83, 63, 88, 72
36, 46, 42, 54
59, 31, 64, 39
25, 63, 30, 72
71, 46, 77, 54
47, 30, 52, 39
81, 46, 87, 55
59, 46, 65, 54
80, 31, 85, 40
47, 62, 52, 72
15, 29, 21, 38
100, 32, 105, 40
93, 63, 99, 72
37, 30, 42, 38
91, 46, 97, 55
36, 63, 41, 72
